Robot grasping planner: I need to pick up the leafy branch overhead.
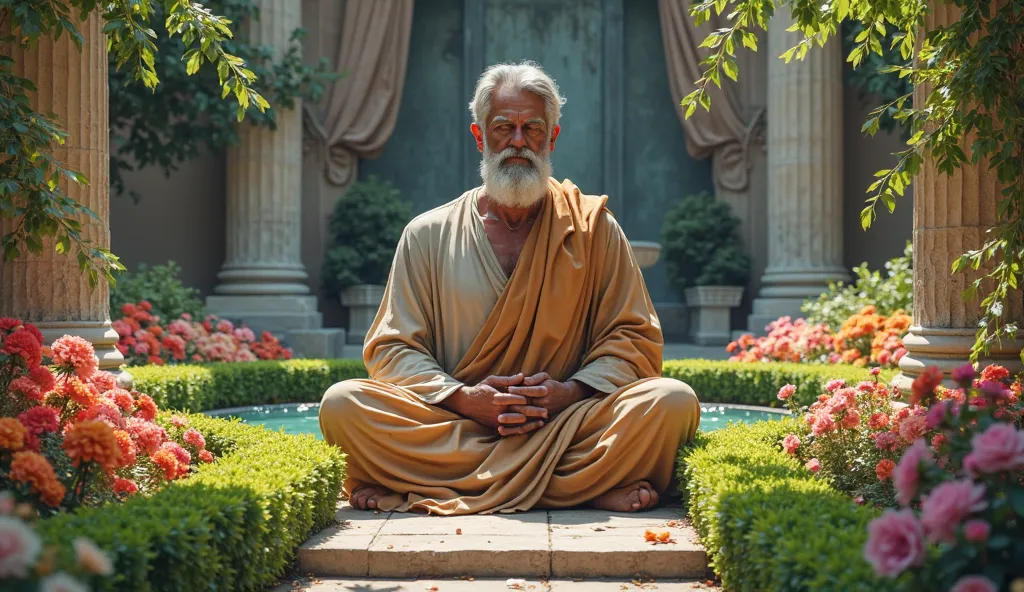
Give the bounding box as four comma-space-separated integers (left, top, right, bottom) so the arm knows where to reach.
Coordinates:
680, 0, 1023, 363
108, 0, 336, 201
0, 0, 273, 288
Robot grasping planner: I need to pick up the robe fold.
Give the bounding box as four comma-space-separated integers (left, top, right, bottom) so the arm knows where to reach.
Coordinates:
319, 178, 701, 515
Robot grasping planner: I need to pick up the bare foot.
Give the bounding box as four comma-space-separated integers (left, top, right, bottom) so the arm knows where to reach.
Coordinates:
349, 485, 394, 510
588, 481, 660, 513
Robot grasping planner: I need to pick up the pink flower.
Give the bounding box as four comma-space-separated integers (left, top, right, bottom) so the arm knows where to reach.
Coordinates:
160, 441, 192, 468
857, 381, 876, 392
893, 440, 930, 506
952, 363, 975, 384
805, 458, 821, 473
87, 371, 117, 393
777, 384, 797, 401
782, 434, 800, 455
198, 449, 215, 463
73, 537, 113, 575
0, 516, 43, 578
50, 335, 99, 378
183, 428, 206, 449
170, 415, 189, 428
868, 413, 890, 430
898, 415, 928, 442
963, 519, 990, 542
841, 410, 861, 429
920, 479, 987, 543
812, 413, 837, 436
967, 423, 1024, 473
871, 367, 881, 376
874, 431, 900, 451
127, 418, 167, 455
925, 401, 950, 429
825, 379, 846, 393
949, 576, 997, 592
863, 509, 926, 578
215, 319, 234, 333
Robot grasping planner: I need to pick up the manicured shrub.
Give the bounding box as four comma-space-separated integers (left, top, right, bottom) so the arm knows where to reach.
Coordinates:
662, 359, 896, 408
130, 359, 368, 411
677, 420, 911, 591
34, 413, 345, 591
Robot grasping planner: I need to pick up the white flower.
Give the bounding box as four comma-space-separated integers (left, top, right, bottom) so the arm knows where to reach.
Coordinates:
40, 571, 89, 592
0, 515, 42, 578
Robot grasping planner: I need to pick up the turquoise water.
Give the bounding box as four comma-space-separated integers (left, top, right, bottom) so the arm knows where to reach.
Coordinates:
209, 403, 787, 440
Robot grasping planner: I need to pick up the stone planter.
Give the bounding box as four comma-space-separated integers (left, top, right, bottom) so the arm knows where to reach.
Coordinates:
341, 284, 385, 345
684, 285, 745, 346
629, 240, 662, 270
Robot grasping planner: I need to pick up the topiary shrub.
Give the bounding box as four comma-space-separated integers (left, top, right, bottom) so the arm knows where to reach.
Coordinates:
677, 420, 912, 591
321, 176, 412, 297
801, 242, 913, 332
661, 192, 751, 295
110, 261, 205, 321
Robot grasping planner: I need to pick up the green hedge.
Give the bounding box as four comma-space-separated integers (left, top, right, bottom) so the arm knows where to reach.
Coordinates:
130, 358, 893, 413
37, 413, 346, 591
677, 420, 910, 591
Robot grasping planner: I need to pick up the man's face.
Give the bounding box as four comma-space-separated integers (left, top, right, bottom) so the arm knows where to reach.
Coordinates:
472, 87, 561, 208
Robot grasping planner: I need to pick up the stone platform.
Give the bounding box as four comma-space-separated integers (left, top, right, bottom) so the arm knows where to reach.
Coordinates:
276, 577, 718, 591
297, 503, 707, 581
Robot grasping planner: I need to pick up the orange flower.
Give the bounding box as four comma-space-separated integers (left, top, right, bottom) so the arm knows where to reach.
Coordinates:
62, 420, 122, 472
62, 376, 97, 407
9, 451, 66, 507
151, 449, 179, 480
875, 459, 896, 480
0, 417, 27, 451
112, 429, 137, 467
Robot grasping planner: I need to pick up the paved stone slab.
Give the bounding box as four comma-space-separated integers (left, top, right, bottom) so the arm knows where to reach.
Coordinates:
368, 535, 550, 578
275, 577, 719, 591
379, 511, 548, 537
549, 534, 706, 579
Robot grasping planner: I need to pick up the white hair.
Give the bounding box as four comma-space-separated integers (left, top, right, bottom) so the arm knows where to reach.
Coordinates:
469, 61, 566, 128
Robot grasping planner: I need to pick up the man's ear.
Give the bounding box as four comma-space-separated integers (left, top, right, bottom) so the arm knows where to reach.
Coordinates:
549, 124, 561, 152
471, 122, 485, 153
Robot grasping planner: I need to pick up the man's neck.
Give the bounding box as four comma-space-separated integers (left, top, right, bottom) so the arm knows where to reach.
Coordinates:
477, 192, 545, 228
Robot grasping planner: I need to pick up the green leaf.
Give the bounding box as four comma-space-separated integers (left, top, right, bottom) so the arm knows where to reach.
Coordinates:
723, 58, 739, 81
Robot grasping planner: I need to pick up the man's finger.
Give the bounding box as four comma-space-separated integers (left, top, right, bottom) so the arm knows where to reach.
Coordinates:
483, 373, 524, 387
507, 385, 548, 398
492, 394, 529, 406
522, 372, 550, 386
499, 420, 544, 436
497, 412, 527, 425
506, 405, 548, 419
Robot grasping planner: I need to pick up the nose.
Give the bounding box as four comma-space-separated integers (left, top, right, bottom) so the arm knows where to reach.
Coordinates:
509, 125, 527, 149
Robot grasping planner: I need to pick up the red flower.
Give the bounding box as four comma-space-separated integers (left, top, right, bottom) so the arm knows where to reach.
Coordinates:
980, 364, 1010, 383
133, 394, 158, 421
2, 329, 42, 368
910, 366, 944, 405
29, 366, 56, 393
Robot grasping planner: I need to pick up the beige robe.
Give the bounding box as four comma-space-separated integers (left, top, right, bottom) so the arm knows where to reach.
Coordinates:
319, 178, 700, 515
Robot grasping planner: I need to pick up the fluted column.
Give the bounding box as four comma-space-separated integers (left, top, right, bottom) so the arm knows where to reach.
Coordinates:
747, 11, 849, 333
206, 0, 331, 343
0, 14, 125, 373
894, 1, 1023, 387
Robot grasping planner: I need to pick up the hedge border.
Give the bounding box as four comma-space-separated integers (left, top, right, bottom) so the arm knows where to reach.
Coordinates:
676, 420, 911, 591
37, 413, 345, 591
130, 358, 895, 413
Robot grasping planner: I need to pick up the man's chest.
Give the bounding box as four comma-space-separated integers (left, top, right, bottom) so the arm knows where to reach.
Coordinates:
482, 224, 531, 278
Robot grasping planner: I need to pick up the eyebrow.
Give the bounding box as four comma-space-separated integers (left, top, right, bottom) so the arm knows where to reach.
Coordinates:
491, 116, 547, 126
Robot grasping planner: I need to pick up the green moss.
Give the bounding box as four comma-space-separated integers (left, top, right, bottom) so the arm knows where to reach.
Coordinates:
36, 414, 345, 592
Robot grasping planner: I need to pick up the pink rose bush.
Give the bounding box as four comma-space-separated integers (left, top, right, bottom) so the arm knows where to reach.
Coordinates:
113, 301, 293, 366
859, 364, 1024, 591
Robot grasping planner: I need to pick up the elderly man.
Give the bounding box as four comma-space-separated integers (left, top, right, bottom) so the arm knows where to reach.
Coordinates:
319, 61, 701, 516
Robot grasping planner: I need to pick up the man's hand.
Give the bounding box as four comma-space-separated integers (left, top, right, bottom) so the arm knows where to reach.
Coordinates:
441, 374, 550, 437
507, 373, 592, 418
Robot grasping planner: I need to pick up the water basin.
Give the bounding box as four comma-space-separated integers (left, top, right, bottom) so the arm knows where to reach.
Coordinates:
206, 402, 788, 440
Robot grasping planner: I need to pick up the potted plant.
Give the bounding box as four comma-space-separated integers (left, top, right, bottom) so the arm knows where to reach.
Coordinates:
322, 176, 412, 344
662, 192, 751, 345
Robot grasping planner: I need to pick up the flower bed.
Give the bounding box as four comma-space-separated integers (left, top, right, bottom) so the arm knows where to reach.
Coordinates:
676, 419, 910, 591
35, 412, 344, 591
129, 358, 896, 413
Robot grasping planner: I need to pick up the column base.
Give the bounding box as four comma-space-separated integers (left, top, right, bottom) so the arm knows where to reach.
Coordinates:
893, 325, 1024, 390
746, 297, 806, 336
37, 321, 126, 375
205, 295, 350, 358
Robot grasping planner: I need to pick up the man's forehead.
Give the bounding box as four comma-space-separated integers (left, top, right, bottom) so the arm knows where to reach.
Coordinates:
490, 87, 545, 116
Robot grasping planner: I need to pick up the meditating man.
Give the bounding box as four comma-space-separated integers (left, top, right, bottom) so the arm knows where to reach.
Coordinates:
319, 60, 701, 516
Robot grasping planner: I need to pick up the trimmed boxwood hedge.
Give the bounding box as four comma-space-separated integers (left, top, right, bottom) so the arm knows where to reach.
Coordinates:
677, 420, 911, 591
36, 413, 345, 591
130, 358, 895, 413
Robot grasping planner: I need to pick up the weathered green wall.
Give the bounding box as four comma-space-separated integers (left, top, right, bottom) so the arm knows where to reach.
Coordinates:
359, 0, 715, 304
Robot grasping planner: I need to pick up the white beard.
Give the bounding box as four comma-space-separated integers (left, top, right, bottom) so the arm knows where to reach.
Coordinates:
479, 142, 553, 209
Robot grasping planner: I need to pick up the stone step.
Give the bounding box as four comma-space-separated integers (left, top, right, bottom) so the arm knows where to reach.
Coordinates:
298, 503, 707, 580
275, 577, 718, 591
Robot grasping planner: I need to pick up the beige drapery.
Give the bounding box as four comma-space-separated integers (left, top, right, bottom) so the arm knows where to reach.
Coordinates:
303, 0, 415, 187
658, 0, 756, 192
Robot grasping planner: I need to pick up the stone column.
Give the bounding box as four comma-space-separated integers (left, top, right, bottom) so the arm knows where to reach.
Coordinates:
0, 14, 126, 373
894, 2, 1024, 387
206, 0, 339, 354
746, 11, 849, 333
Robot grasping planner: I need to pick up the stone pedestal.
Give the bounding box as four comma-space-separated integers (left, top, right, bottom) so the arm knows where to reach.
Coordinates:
205, 0, 341, 358
893, 2, 1024, 388
0, 14, 125, 373
685, 286, 744, 345
341, 285, 385, 346
747, 11, 849, 334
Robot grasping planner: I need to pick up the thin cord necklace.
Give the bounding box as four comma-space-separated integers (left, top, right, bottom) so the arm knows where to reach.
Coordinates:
480, 206, 532, 231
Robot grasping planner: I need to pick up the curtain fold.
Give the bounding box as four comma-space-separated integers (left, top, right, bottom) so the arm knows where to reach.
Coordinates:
303, 0, 415, 186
